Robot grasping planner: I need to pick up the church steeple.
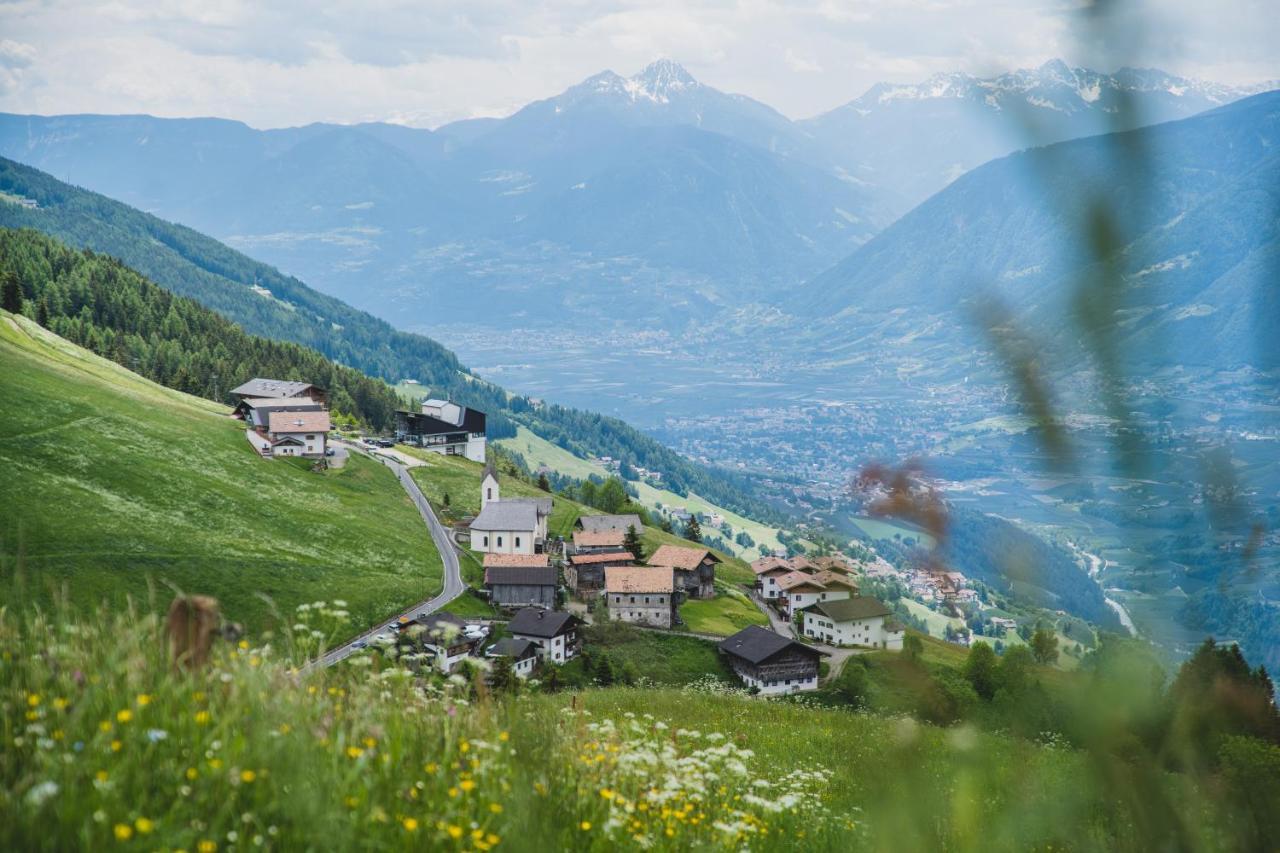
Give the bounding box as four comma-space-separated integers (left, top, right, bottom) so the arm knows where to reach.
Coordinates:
481, 463, 500, 508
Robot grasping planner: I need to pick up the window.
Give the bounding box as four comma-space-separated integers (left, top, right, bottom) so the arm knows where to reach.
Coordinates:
482, 535, 489, 548
515, 537, 521, 548
629, 596, 635, 604
306, 434, 315, 440
497, 536, 504, 548
486, 488, 492, 500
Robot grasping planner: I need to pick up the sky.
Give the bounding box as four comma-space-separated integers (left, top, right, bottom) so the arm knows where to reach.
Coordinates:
0, 0, 1276, 129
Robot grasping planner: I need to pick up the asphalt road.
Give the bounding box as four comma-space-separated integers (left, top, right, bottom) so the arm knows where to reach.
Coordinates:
309, 440, 465, 669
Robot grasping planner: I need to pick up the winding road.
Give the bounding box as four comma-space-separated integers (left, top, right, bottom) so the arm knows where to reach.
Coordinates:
309, 440, 465, 669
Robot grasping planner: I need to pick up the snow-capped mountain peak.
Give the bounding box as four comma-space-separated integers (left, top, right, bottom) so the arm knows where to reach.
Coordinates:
632, 59, 698, 101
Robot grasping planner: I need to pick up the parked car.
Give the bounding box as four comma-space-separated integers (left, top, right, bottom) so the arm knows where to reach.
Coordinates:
377, 439, 395, 448
325, 448, 336, 457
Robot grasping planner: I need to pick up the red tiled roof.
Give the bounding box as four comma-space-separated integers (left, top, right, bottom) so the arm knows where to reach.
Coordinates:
606, 566, 674, 594
569, 552, 635, 566
268, 409, 331, 434
573, 530, 626, 548
482, 553, 550, 569
647, 544, 719, 570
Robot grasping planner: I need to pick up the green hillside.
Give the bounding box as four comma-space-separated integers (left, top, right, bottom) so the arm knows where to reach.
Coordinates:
0, 311, 442, 633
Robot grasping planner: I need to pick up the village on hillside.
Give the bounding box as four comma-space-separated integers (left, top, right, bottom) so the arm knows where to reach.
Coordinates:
233, 376, 1069, 691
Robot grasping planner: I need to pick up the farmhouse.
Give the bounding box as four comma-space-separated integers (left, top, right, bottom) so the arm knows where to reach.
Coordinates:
719, 625, 826, 695
646, 544, 719, 599
470, 466, 551, 554
483, 554, 558, 609
810, 570, 859, 595
230, 378, 327, 406
751, 556, 793, 600
234, 396, 324, 429
576, 514, 645, 535
564, 550, 634, 598
605, 566, 677, 628
800, 596, 904, 649
572, 529, 627, 552
508, 608, 580, 664
398, 612, 480, 673
395, 399, 487, 463
486, 638, 539, 679
775, 571, 850, 617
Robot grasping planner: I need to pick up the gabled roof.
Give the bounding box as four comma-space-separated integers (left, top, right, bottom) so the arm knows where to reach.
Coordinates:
647, 544, 720, 570
508, 608, 577, 639
507, 497, 553, 517
786, 555, 818, 573
470, 501, 539, 532
776, 571, 825, 592
577, 514, 644, 534
751, 556, 791, 576
718, 625, 825, 665
569, 551, 634, 566
483, 553, 550, 569
573, 529, 626, 548
484, 566, 558, 587
488, 637, 537, 661
811, 570, 858, 590
268, 410, 331, 434
242, 397, 325, 411
408, 611, 468, 640
808, 596, 893, 623
606, 566, 674, 594
230, 378, 319, 399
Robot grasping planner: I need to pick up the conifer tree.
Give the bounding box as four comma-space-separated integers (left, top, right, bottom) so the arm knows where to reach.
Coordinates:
623, 524, 644, 561
1, 270, 22, 314
683, 514, 703, 543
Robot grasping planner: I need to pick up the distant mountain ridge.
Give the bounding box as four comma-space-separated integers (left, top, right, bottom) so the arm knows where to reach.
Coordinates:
801, 59, 1276, 212
4, 58, 1265, 334
799, 89, 1280, 376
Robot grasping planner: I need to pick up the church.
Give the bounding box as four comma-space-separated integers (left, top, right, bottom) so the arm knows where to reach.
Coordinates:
468, 464, 552, 555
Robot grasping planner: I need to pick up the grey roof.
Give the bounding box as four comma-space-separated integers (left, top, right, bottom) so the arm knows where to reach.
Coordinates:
808, 597, 893, 623
718, 625, 825, 665
577, 514, 644, 534
411, 612, 467, 633
470, 501, 539, 532
508, 607, 577, 639
484, 566, 558, 587
482, 462, 498, 481
488, 637, 537, 660
230, 378, 317, 398
507, 497, 553, 516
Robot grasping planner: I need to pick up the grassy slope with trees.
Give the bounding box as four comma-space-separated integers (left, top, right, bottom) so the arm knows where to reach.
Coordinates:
0, 311, 442, 633
0, 159, 786, 525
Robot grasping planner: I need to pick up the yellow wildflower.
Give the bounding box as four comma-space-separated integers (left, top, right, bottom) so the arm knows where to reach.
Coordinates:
580, 821, 592, 831
498, 731, 509, 742
459, 779, 476, 793
134, 817, 154, 835
346, 746, 363, 759
186, 767, 198, 781
278, 723, 291, 735
363, 737, 377, 749
402, 818, 418, 832
240, 770, 256, 783
600, 788, 615, 800
53, 697, 69, 711
136, 694, 151, 707
110, 740, 122, 752
197, 841, 217, 853
208, 758, 223, 770
459, 740, 470, 753
194, 711, 211, 725
99, 721, 112, 733
447, 825, 463, 839
116, 709, 133, 724
27, 694, 41, 707
96, 770, 109, 783
238, 639, 250, 650
489, 803, 503, 814
113, 823, 133, 841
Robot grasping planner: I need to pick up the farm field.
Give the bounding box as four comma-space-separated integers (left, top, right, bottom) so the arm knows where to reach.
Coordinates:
0, 313, 443, 634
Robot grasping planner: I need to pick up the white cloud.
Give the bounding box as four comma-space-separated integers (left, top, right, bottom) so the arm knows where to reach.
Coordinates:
0, 0, 1274, 127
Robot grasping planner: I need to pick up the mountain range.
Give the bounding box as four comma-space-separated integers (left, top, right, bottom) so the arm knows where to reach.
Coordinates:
1, 59, 1269, 334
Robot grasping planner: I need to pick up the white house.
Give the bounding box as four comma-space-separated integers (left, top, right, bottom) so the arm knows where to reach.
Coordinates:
486, 637, 539, 679
776, 571, 851, 617
750, 556, 792, 599
508, 608, 579, 664
259, 410, 330, 457
399, 612, 480, 673
394, 399, 487, 463
801, 597, 904, 650
469, 466, 551, 554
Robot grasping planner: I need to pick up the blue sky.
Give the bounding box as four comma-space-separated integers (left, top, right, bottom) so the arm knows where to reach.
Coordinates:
0, 0, 1275, 128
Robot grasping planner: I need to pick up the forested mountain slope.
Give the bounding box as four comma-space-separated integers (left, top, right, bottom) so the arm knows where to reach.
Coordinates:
0, 170, 782, 521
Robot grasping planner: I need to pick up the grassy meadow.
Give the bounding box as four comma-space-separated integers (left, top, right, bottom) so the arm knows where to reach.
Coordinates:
3, 601, 1262, 853
0, 313, 442, 634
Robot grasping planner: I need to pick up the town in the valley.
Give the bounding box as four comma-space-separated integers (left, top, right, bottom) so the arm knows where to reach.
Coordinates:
236, 376, 1023, 694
